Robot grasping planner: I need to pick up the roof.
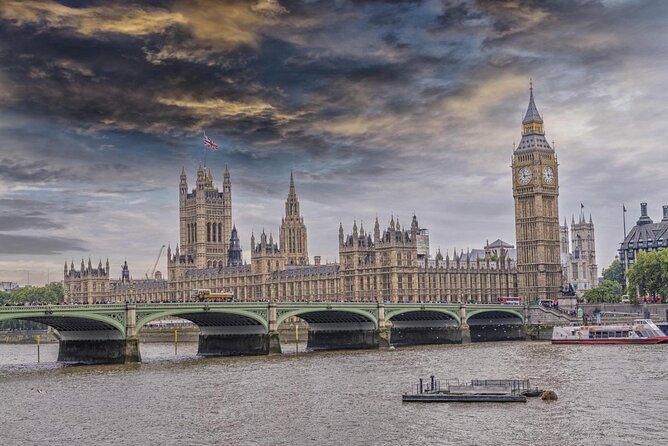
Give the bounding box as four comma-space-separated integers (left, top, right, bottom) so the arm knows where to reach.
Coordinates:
272, 264, 339, 278
516, 134, 552, 152
522, 87, 543, 124
486, 239, 514, 249
620, 221, 668, 250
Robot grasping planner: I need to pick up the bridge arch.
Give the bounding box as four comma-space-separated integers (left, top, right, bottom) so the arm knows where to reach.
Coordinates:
465, 309, 525, 342
136, 308, 268, 333
0, 311, 126, 336
276, 308, 378, 329
465, 308, 524, 324
386, 308, 461, 325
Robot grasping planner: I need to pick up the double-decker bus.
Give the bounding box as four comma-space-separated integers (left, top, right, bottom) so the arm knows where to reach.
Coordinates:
190, 289, 234, 302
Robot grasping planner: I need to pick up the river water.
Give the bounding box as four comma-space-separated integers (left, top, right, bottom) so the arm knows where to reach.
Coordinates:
1, 341, 666, 446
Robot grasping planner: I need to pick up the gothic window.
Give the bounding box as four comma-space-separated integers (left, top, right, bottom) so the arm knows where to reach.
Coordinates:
212, 224, 216, 242
207, 223, 211, 242
218, 223, 222, 243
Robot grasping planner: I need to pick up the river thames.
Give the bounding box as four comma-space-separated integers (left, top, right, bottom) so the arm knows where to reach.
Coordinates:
1, 341, 666, 446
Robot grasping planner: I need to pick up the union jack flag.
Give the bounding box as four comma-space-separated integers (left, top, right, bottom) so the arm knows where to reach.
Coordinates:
203, 132, 219, 150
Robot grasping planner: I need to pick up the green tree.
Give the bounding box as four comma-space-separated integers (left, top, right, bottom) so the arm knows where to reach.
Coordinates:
581, 279, 623, 303
0, 283, 64, 305
627, 250, 668, 301
602, 259, 625, 288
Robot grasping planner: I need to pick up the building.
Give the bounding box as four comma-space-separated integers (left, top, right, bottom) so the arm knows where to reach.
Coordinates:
619, 203, 668, 277
63, 259, 111, 304
560, 212, 598, 296
0, 281, 19, 292
179, 165, 232, 269
65, 88, 583, 305
65, 167, 518, 303
511, 83, 562, 301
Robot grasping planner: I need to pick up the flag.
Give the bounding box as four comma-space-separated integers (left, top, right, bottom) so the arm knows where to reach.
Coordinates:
623, 204, 627, 212
580, 203, 584, 209
203, 132, 219, 150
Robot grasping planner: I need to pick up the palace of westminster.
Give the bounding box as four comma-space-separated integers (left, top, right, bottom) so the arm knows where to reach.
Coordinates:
63, 87, 598, 304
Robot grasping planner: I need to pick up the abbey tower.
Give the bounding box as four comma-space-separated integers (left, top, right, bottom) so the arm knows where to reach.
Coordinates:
511, 84, 562, 301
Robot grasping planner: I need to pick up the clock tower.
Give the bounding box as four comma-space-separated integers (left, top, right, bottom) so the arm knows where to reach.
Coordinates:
512, 83, 562, 302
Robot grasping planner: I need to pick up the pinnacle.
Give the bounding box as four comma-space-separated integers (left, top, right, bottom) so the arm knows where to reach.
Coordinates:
522, 81, 543, 125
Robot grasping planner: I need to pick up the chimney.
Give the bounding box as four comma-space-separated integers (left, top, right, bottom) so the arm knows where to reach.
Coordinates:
637, 202, 653, 226
663, 205, 668, 222
314, 256, 321, 266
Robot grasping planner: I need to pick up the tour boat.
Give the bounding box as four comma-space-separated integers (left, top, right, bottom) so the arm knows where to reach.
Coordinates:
552, 319, 668, 344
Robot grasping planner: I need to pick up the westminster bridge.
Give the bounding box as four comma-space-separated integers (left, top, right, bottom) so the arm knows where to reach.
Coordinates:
0, 302, 572, 364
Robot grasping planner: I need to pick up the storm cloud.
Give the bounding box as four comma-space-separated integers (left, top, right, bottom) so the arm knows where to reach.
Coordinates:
0, 0, 667, 283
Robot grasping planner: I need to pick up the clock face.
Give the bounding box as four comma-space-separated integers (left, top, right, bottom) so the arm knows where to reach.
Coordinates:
517, 167, 532, 185
543, 166, 555, 184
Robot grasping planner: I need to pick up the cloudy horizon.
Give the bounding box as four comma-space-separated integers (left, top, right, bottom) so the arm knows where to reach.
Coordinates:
1, 0, 667, 285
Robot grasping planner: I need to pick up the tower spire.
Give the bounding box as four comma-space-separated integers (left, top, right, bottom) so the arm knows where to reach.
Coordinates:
522, 80, 544, 136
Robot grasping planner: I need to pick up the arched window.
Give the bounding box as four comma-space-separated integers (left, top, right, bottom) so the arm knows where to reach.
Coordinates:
207, 223, 211, 242
212, 223, 216, 242
218, 223, 222, 243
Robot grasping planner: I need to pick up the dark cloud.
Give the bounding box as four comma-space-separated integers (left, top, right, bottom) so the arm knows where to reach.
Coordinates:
0, 0, 666, 281
0, 159, 82, 183
0, 213, 64, 231
0, 233, 87, 255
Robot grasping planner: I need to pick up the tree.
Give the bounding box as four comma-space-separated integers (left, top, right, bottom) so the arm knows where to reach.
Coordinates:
602, 259, 625, 288
627, 250, 668, 301
0, 283, 64, 305
581, 279, 623, 303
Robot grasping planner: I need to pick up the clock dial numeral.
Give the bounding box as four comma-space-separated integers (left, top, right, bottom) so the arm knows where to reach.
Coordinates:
517, 167, 532, 185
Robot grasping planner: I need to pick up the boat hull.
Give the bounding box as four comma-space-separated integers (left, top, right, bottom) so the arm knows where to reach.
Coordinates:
552, 337, 668, 345
402, 394, 527, 403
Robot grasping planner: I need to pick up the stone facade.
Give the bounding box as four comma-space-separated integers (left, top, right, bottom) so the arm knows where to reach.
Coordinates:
179, 165, 232, 269
65, 167, 518, 303
64, 259, 111, 304
511, 84, 562, 301
560, 212, 598, 296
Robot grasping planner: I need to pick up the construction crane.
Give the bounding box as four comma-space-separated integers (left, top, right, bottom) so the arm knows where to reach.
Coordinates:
146, 245, 166, 279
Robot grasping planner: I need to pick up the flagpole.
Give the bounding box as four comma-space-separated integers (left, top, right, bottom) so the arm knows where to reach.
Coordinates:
622, 204, 627, 238
203, 131, 207, 167
622, 203, 628, 291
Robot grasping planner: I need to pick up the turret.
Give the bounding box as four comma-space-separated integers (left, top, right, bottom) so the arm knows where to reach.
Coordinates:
227, 224, 243, 266
180, 166, 188, 195
411, 215, 419, 236
339, 222, 344, 245
374, 217, 380, 243
196, 165, 206, 191
223, 165, 231, 195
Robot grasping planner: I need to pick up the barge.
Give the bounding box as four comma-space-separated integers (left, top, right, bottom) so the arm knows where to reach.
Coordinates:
402, 377, 541, 403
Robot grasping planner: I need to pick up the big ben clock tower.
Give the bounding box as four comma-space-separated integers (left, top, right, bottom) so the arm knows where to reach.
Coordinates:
512, 83, 562, 302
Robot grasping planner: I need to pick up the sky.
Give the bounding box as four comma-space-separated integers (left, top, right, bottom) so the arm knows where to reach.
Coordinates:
1, 0, 667, 285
